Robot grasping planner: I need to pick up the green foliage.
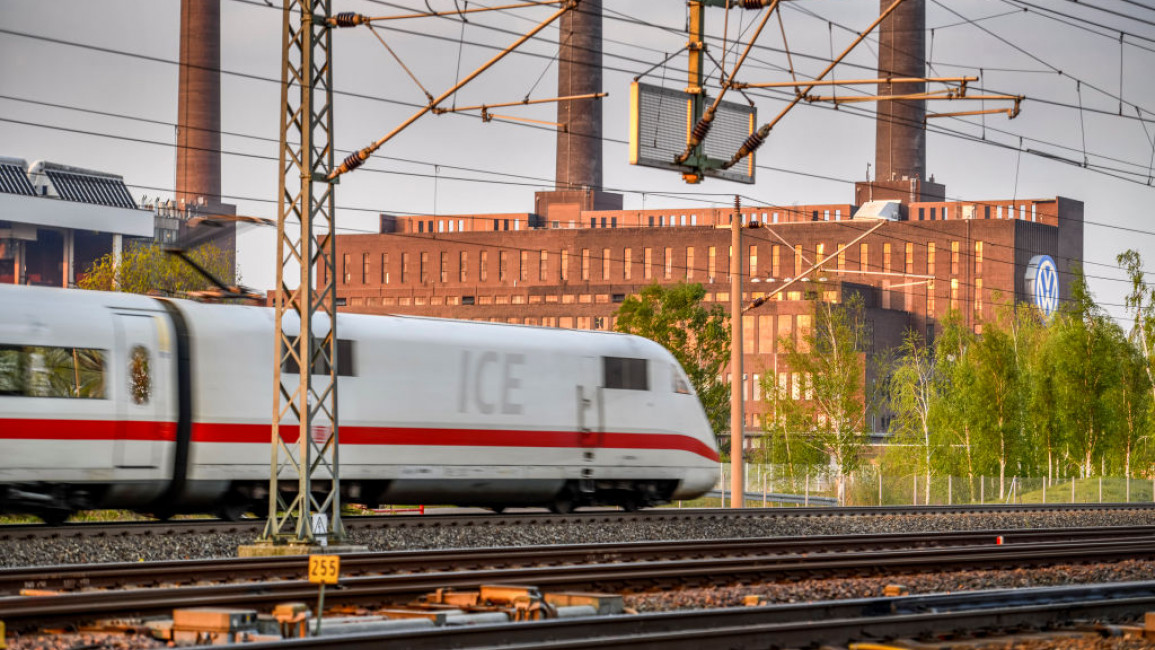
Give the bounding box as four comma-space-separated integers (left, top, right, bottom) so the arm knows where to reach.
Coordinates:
883, 256, 1155, 483
614, 282, 730, 434
762, 295, 871, 498
78, 243, 233, 296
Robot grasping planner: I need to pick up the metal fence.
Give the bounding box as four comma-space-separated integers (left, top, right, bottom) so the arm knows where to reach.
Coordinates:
713, 464, 1155, 507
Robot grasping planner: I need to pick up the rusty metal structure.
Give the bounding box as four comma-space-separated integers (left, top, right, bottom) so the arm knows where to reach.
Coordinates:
259, 0, 345, 548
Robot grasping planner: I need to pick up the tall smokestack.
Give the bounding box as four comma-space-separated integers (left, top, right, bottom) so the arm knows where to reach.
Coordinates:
177, 0, 222, 207
875, 0, 925, 184
856, 0, 943, 204
556, 0, 603, 192
534, 0, 621, 221
176, 0, 236, 279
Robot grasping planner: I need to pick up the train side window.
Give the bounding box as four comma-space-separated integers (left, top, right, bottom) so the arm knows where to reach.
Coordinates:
282, 339, 356, 377
0, 345, 106, 398
603, 357, 648, 390
671, 365, 691, 394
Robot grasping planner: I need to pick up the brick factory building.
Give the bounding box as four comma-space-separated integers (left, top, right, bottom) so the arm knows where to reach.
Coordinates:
332, 194, 1083, 438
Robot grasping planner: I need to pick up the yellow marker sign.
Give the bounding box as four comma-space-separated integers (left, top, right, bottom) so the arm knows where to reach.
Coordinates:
308, 554, 340, 585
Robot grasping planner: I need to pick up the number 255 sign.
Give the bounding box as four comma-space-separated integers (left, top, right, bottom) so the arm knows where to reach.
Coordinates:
308, 554, 340, 584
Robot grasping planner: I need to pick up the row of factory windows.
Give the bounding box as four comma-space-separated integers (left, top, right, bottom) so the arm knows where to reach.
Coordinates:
341, 240, 985, 287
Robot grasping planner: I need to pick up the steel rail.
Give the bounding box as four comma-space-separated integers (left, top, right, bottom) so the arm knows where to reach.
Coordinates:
5, 502, 1155, 540
230, 581, 1155, 649
6, 536, 1155, 629
5, 525, 1155, 595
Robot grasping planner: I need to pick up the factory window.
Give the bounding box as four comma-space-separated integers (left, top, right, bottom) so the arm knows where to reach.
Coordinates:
996, 205, 1003, 219
743, 315, 755, 354
772, 245, 781, 278
928, 280, 936, 315
883, 243, 892, 273
282, 339, 356, 377
602, 248, 611, 280
0, 346, 106, 399
927, 243, 936, 274
648, 216, 654, 227
539, 250, 548, 281
520, 250, 528, 282
602, 217, 608, 228
603, 357, 648, 391
624, 248, 632, 280
480, 251, 488, 282
611, 217, 618, 228
796, 315, 812, 353
362, 253, 370, 284
503, 219, 509, 231
381, 253, 390, 284
644, 248, 653, 279
708, 246, 717, 281
459, 219, 465, 231
438, 220, 444, 233
514, 219, 520, 231
417, 221, 424, 233
499, 251, 508, 282
749, 245, 758, 277
591, 218, 597, 228
950, 278, 959, 311
975, 278, 984, 318
905, 243, 913, 274
759, 316, 774, 352
459, 251, 468, 282
342, 254, 351, 284
612, 293, 625, 303
582, 249, 590, 280
664, 247, 673, 279
440, 252, 448, 283
691, 214, 697, 225
835, 209, 842, 220
824, 210, 830, 221
984, 205, 991, 219
686, 247, 695, 280
942, 207, 949, 220
681, 214, 687, 226
815, 243, 825, 265
777, 315, 793, 352
420, 252, 429, 284
837, 244, 846, 272
561, 250, 569, 281
951, 241, 960, 275
401, 253, 409, 283
918, 208, 924, 221
795, 244, 803, 277
930, 207, 937, 221
772, 212, 779, 224
462, 296, 475, 305
975, 241, 984, 275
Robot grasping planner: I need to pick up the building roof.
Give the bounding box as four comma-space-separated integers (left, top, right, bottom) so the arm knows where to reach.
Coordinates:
26, 160, 137, 209
0, 158, 35, 196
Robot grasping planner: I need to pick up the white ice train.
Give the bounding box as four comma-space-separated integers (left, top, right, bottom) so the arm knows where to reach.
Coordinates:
0, 285, 719, 523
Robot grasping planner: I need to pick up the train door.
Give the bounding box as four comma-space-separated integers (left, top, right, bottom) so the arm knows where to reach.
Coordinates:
113, 314, 163, 467
577, 356, 604, 452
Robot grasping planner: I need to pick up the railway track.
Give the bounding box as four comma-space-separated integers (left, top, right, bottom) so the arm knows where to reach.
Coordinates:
232, 581, 1155, 649
4, 501, 1154, 540
5, 524, 1155, 595
6, 528, 1155, 629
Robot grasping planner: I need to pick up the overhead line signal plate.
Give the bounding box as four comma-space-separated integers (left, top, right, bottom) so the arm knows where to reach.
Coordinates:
629, 81, 756, 184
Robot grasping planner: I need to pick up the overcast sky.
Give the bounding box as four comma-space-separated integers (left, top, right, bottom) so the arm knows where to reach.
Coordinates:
2, 0, 1153, 325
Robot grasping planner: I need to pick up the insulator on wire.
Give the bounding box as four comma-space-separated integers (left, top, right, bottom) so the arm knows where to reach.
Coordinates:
691, 119, 713, 143
736, 132, 765, 159
742, 0, 770, 8
334, 151, 367, 177
332, 12, 367, 28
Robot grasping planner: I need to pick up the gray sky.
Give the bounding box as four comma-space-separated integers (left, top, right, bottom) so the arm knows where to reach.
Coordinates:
2, 0, 1154, 325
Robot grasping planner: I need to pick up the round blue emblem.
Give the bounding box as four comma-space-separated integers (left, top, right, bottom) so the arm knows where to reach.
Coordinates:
1025, 254, 1059, 317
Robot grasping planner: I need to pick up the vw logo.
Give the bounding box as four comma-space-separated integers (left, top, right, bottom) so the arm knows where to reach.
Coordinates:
1025, 255, 1059, 317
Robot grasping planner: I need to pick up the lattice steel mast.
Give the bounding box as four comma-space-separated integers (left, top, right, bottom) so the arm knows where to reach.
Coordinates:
260, 0, 344, 547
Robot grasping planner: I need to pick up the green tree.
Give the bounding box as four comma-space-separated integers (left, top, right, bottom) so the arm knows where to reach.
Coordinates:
773, 294, 870, 503
614, 282, 730, 434
885, 330, 943, 503
932, 310, 981, 489
78, 243, 234, 296
1118, 249, 1155, 410
968, 315, 1025, 497
1048, 268, 1124, 478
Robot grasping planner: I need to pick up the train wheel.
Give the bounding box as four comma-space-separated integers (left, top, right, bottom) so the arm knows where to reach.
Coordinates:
620, 496, 641, 513
549, 489, 576, 515
216, 492, 253, 521
38, 509, 72, 526
487, 506, 506, 514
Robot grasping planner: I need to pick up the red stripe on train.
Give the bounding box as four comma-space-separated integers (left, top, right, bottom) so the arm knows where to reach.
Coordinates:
0, 419, 719, 462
